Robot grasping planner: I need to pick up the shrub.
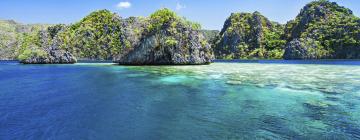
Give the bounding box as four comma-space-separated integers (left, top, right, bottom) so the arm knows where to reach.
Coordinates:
165, 37, 178, 46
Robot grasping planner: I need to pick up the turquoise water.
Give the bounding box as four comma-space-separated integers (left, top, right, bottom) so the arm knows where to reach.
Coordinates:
0, 61, 360, 139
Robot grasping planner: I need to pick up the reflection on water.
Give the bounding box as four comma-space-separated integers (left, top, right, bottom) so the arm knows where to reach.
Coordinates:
0, 61, 360, 139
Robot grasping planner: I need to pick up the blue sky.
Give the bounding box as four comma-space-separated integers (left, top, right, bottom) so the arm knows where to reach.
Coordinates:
0, 0, 359, 30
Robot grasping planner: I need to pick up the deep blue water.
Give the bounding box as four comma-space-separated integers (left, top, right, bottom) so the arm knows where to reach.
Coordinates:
1, 60, 360, 139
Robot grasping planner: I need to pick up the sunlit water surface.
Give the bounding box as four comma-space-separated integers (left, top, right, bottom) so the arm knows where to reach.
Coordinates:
0, 61, 360, 139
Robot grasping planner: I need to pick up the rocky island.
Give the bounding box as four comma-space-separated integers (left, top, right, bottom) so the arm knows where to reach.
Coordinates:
213, 11, 285, 59
115, 9, 213, 65
1, 1, 360, 139
1, 9, 212, 64
213, 0, 359, 60
0, 0, 359, 64
283, 0, 360, 59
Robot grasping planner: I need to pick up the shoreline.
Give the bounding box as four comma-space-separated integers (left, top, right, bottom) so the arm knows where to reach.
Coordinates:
2, 59, 360, 66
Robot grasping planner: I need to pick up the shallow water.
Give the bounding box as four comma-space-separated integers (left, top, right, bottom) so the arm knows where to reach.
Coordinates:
0, 61, 360, 139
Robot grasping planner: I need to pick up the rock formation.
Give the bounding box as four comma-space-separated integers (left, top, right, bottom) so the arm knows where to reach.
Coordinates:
17, 9, 212, 65
3, 0, 358, 63
214, 11, 285, 59
19, 25, 76, 64
283, 0, 360, 59
114, 9, 213, 65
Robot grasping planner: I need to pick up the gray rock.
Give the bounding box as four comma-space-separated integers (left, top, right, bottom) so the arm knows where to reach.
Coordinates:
283, 38, 319, 60
115, 25, 213, 65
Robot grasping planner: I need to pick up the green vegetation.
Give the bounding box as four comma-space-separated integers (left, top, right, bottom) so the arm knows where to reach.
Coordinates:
284, 0, 360, 59
0, 20, 19, 59
214, 12, 286, 59
59, 9, 123, 60
114, 8, 212, 65
147, 8, 201, 33
214, 0, 359, 60
1, 1, 359, 61
18, 46, 46, 61
17, 30, 46, 61
141, 8, 207, 52
0, 20, 49, 60
165, 37, 178, 46
147, 8, 179, 32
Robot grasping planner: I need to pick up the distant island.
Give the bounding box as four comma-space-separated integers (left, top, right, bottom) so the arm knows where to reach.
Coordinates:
0, 0, 359, 64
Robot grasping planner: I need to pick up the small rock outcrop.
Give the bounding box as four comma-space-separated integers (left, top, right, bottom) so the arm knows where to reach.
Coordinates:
283, 0, 360, 59
214, 11, 285, 59
114, 9, 213, 65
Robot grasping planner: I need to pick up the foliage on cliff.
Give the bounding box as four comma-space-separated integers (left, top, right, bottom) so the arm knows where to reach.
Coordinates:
17, 31, 44, 61
53, 10, 124, 60
0, 20, 48, 60
284, 0, 360, 59
214, 12, 286, 59
146, 9, 201, 32
17, 24, 76, 64
115, 8, 213, 65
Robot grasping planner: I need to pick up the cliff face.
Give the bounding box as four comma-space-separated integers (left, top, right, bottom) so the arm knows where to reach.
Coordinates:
116, 26, 212, 65
284, 0, 360, 59
64, 9, 212, 64
18, 25, 76, 64
114, 9, 213, 65
214, 12, 285, 59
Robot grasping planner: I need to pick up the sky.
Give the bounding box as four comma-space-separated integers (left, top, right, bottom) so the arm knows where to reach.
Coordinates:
0, 0, 359, 30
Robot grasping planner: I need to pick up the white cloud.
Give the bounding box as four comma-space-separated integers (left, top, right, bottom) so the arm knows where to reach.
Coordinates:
176, 2, 186, 10
117, 2, 131, 9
